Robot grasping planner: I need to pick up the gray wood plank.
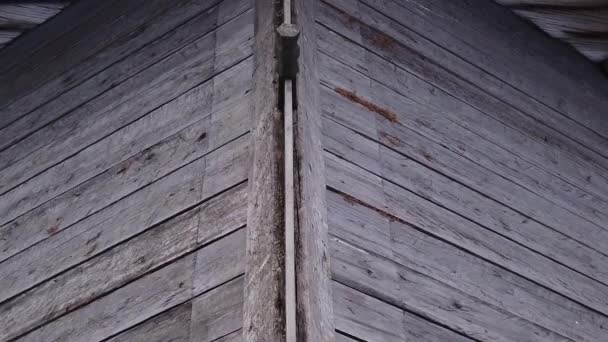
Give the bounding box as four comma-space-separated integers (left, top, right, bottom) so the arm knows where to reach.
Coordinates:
319, 61, 608, 257
318, 4, 608, 190
0, 183, 247, 340
14, 228, 245, 342
0, 0, 147, 112
0, 0, 250, 154
322, 116, 608, 287
0, 134, 250, 303
16, 253, 196, 342
359, 0, 608, 139
0, 60, 251, 263
320, 0, 608, 166
0, 13, 253, 222
0, 3, 65, 30
317, 20, 608, 230
0, 0, 114, 76
333, 281, 472, 342
292, 1, 335, 341
325, 152, 608, 316
331, 236, 570, 341
327, 188, 608, 342
242, 0, 285, 341
190, 276, 244, 342
106, 303, 193, 342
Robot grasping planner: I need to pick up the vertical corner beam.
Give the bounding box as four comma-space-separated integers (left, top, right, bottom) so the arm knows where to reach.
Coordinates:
244, 0, 285, 341
245, 0, 335, 340
292, 0, 336, 341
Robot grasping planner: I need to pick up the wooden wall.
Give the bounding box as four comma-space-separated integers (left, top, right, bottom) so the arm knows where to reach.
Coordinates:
318, 0, 608, 341
0, 0, 253, 341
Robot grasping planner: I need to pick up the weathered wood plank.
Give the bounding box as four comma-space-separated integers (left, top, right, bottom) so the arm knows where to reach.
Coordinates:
320, 0, 608, 166
333, 281, 472, 342
360, 0, 608, 139
0, 183, 247, 340
16, 253, 196, 342
0, 134, 250, 303
331, 236, 570, 341
106, 303, 193, 342
318, 4, 608, 186
319, 63, 608, 256
0, 13, 252, 222
0, 0, 250, 154
317, 18, 608, 229
322, 117, 608, 286
243, 0, 285, 341
325, 152, 608, 316
327, 188, 608, 342
0, 3, 65, 30
0, 0, 147, 111
292, 0, 335, 341
0, 0, 114, 76
0, 60, 251, 263
15, 227, 246, 342
190, 276, 244, 342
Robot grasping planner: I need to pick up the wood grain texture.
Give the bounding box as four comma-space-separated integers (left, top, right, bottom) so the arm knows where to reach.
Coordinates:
243, 0, 285, 341
0, 0, 112, 76
0, 183, 247, 341
318, 3, 608, 222
0, 3, 66, 30
0, 134, 251, 303
15, 228, 246, 342
0, 59, 251, 263
0, 0, 146, 111
327, 188, 608, 341
319, 57, 608, 257
327, 0, 608, 146
331, 237, 569, 342
322, 117, 608, 287
0, 14, 253, 224
325, 152, 608, 316
0, 0, 250, 154
292, 0, 335, 341
333, 281, 473, 342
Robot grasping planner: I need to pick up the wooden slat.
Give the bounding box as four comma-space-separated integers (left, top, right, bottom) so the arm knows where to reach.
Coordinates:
333, 281, 473, 342
0, 184, 247, 340
0, 0, 141, 112
242, 0, 285, 341
318, 55, 608, 256
0, 0, 113, 76
0, 13, 252, 222
106, 303, 193, 342
318, 2, 608, 214
325, 152, 608, 316
332, 237, 570, 341
0, 59, 251, 263
0, 0, 250, 154
327, 188, 608, 342
322, 117, 608, 287
335, 0, 608, 142
0, 3, 66, 30
0, 134, 250, 303
15, 229, 245, 342
292, 0, 335, 341
0, 29, 20, 43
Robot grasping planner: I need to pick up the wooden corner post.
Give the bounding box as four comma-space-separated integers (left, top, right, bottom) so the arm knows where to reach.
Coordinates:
244, 0, 334, 340
292, 0, 335, 341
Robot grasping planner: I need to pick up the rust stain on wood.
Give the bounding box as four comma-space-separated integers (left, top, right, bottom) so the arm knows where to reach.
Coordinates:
379, 131, 401, 146
334, 87, 399, 123
46, 224, 59, 236
368, 29, 397, 50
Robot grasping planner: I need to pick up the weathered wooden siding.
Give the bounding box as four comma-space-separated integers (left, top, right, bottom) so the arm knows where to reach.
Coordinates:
319, 0, 608, 340
0, 0, 252, 341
